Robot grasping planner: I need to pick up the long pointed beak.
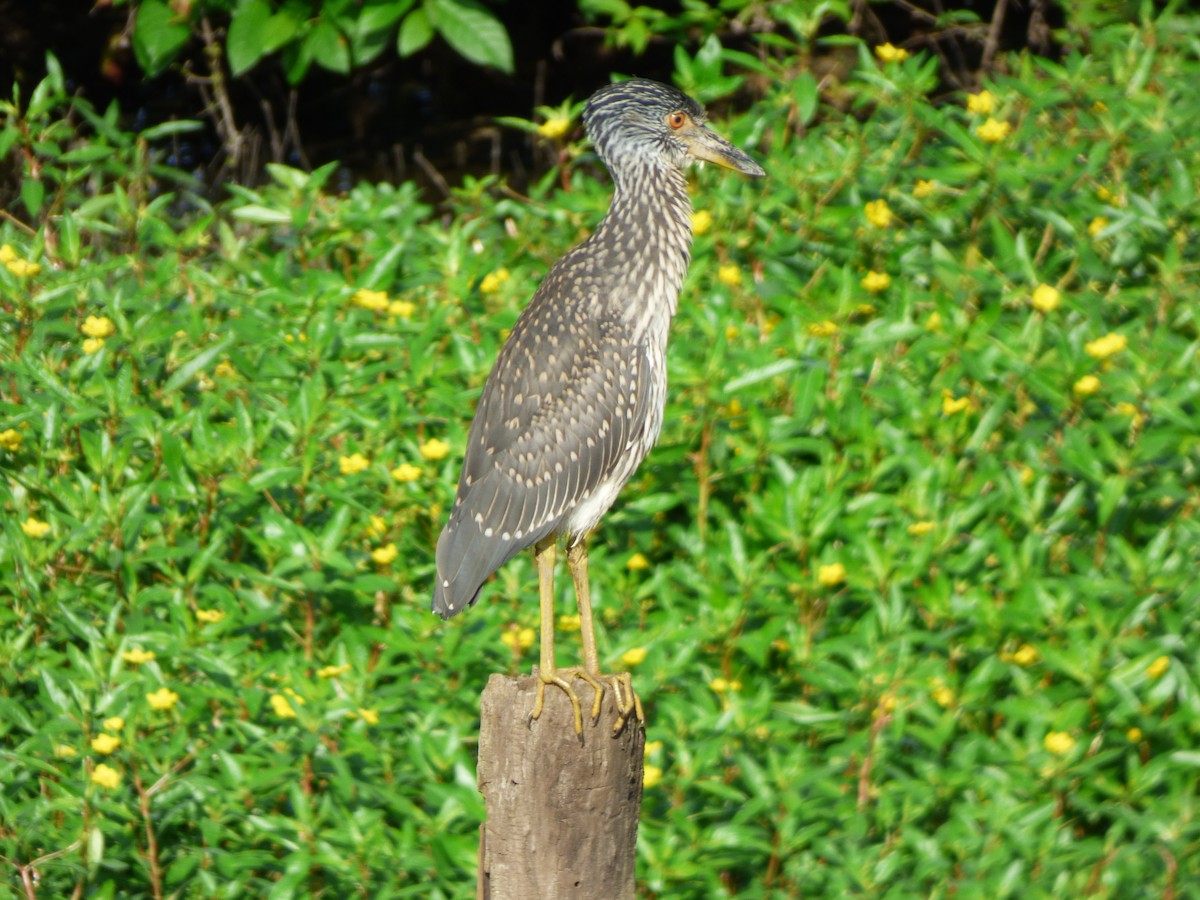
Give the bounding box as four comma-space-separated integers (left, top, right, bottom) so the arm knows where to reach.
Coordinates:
684, 126, 765, 177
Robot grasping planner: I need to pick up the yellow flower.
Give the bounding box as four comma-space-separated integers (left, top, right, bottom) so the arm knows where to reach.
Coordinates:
391, 462, 423, 482
965, 90, 996, 115
103, 716, 125, 732
479, 268, 511, 294
352, 288, 390, 311
21, 517, 51, 538
270, 694, 297, 719
419, 438, 451, 461
501, 627, 536, 651
626, 552, 650, 571
195, 608, 225, 624
709, 677, 743, 694
1084, 332, 1127, 360
864, 199, 894, 228
0, 428, 24, 451
146, 687, 180, 711
860, 270, 890, 293
54, 744, 78, 758
371, 542, 399, 565
213, 360, 237, 379
1044, 731, 1076, 755
1088, 216, 1109, 237
817, 562, 846, 587
622, 647, 648, 667
1126, 727, 1143, 742
537, 116, 571, 140
339, 452, 370, 475
388, 299, 416, 318
807, 320, 839, 337
82, 337, 106, 354
91, 763, 121, 790
357, 707, 380, 725
1030, 284, 1061, 312
975, 118, 1011, 143
942, 394, 971, 415
913, 179, 937, 198
717, 265, 742, 287
645, 740, 663, 755
365, 515, 388, 538
81, 316, 116, 339
1146, 656, 1170, 679
1114, 401, 1139, 418
6, 257, 41, 277
691, 209, 713, 236
724, 325, 739, 342
643, 764, 663, 788
932, 685, 955, 708
317, 663, 352, 678
907, 521, 936, 536
91, 733, 121, 755
1013, 644, 1040, 666
874, 42, 909, 63
1073, 375, 1101, 397
1019, 465, 1035, 485
924, 311, 943, 332
558, 614, 581, 632
0, 244, 13, 262
122, 648, 156, 665
284, 687, 306, 705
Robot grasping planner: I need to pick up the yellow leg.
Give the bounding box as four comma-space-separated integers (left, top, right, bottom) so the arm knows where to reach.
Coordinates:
529, 537, 585, 736
567, 540, 644, 734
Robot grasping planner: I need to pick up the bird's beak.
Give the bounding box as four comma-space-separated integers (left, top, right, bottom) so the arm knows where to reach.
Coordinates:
684, 126, 765, 177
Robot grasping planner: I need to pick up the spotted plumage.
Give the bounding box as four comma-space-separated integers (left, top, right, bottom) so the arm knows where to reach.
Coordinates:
432, 78, 764, 622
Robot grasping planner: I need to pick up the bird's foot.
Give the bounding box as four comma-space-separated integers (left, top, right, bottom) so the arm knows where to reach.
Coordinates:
529, 669, 587, 741
607, 672, 645, 736
527, 669, 644, 739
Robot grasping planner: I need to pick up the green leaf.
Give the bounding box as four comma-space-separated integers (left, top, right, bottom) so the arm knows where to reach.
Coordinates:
307, 19, 352, 74
398, 7, 435, 56
139, 119, 204, 141
132, 0, 192, 76
227, 0, 273, 75
428, 0, 514, 73
230, 204, 293, 224
161, 338, 234, 394
20, 177, 44, 218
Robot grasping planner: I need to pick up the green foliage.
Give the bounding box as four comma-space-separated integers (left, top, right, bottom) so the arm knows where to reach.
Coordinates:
3, 8, 1200, 897
129, 0, 513, 81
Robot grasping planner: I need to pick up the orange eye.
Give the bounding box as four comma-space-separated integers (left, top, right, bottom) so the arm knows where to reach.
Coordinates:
668, 112, 688, 130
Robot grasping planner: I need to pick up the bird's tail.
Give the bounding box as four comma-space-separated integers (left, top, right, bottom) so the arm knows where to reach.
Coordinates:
431, 516, 489, 620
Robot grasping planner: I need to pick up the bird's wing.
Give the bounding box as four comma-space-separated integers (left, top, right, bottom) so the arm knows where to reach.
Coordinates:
432, 302, 652, 619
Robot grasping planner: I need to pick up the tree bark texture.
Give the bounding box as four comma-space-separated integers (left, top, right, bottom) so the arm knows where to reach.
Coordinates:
477, 673, 645, 899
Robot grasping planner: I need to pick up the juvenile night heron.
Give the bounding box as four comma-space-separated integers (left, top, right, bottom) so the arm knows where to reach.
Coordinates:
432, 78, 764, 735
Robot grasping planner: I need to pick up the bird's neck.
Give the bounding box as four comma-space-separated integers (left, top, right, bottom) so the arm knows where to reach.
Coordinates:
593, 163, 693, 337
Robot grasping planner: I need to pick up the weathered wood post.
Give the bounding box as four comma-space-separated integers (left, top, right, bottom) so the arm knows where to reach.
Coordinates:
477, 673, 645, 898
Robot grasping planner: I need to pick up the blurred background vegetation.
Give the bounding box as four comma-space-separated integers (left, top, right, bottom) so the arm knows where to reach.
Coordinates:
2, 1, 1199, 897
2, 0, 1071, 192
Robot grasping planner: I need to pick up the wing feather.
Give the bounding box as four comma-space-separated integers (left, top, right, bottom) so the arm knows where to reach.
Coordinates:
432, 294, 656, 617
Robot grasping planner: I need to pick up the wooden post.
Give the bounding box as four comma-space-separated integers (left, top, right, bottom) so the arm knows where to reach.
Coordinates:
477, 672, 645, 899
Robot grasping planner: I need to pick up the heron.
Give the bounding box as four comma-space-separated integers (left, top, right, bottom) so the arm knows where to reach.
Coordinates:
432, 78, 764, 735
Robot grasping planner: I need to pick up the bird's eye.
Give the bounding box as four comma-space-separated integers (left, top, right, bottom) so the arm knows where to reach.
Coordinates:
667, 112, 688, 130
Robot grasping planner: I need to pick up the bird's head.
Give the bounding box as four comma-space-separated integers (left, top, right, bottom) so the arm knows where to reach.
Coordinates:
583, 78, 765, 180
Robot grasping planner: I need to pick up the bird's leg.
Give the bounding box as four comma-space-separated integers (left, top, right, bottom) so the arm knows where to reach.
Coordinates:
567, 540, 644, 734
530, 537, 585, 737
568, 540, 602, 676
566, 540, 604, 723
